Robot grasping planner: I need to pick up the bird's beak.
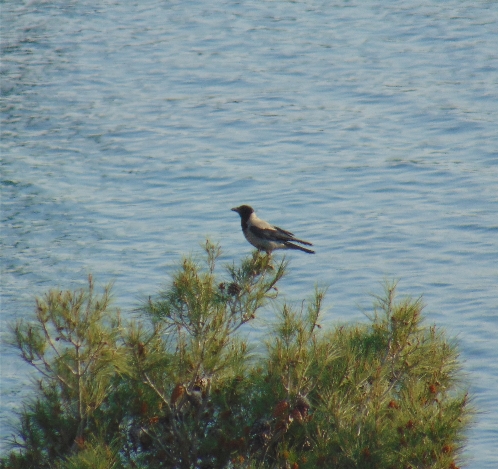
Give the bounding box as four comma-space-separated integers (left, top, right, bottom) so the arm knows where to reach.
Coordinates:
231, 207, 239, 213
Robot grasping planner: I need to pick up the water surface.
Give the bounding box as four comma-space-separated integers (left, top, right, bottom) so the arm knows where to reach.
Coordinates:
2, 1, 497, 466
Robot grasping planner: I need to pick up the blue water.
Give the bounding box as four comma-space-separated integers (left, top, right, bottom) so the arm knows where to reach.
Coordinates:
2, 1, 497, 466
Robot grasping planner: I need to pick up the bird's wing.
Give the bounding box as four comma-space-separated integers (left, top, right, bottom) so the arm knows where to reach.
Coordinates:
269, 225, 313, 246
273, 225, 295, 238
249, 224, 313, 246
249, 224, 294, 242
249, 224, 286, 241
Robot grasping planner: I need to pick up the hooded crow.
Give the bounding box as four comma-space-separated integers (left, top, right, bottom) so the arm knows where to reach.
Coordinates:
231, 205, 315, 254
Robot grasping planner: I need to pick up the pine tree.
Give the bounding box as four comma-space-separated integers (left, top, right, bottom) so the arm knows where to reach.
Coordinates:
3, 242, 472, 469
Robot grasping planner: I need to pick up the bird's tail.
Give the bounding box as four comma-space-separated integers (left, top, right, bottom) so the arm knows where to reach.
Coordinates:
292, 237, 313, 246
285, 242, 315, 254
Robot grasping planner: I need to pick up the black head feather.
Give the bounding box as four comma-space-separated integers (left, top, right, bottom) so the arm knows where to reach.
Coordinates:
231, 205, 254, 221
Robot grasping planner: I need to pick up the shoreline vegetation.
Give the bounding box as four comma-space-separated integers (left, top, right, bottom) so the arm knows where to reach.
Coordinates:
3, 241, 472, 469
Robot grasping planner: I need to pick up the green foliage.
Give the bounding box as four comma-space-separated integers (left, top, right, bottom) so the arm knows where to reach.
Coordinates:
5, 276, 127, 469
2, 243, 472, 469
54, 438, 121, 469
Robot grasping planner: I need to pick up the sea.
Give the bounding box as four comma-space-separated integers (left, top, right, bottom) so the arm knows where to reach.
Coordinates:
1, 1, 497, 466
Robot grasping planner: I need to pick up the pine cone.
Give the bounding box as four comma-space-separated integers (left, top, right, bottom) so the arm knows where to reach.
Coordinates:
170, 384, 186, 405
227, 282, 241, 296
187, 389, 203, 408
195, 377, 209, 390
290, 407, 304, 423
294, 396, 310, 419
272, 400, 290, 418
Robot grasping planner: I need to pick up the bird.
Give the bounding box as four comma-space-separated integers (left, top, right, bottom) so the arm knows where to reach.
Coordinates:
231, 205, 315, 254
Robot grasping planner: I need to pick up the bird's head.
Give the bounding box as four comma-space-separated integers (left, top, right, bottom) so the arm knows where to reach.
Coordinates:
231, 205, 254, 220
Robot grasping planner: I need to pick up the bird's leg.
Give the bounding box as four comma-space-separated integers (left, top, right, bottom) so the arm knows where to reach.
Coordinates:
265, 251, 275, 270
